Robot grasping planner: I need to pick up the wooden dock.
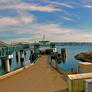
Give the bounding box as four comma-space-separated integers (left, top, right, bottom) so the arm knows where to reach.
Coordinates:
0, 55, 67, 92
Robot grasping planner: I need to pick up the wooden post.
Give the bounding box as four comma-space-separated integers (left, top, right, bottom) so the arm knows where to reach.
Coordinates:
16, 52, 19, 64
8, 54, 13, 66
1, 57, 10, 73
29, 50, 32, 63
6, 58, 10, 73
20, 50, 24, 67
61, 48, 66, 61
1, 58, 6, 72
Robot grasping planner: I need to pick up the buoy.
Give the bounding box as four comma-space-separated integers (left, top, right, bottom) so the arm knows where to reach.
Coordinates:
74, 70, 78, 74
71, 68, 73, 72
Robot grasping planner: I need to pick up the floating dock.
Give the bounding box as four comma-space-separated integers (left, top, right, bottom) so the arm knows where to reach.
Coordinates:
0, 55, 67, 92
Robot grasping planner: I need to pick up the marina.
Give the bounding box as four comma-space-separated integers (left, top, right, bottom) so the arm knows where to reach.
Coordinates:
0, 41, 92, 92
0, 0, 92, 91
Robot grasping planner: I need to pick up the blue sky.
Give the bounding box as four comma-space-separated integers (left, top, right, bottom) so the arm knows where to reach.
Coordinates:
0, 0, 92, 43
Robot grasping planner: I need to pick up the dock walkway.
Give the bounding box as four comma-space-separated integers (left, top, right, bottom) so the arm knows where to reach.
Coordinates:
0, 55, 67, 92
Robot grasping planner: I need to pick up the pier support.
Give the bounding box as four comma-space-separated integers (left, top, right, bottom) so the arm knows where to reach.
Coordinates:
1, 58, 6, 72
8, 55, 13, 66
1, 57, 10, 73
29, 50, 33, 63
6, 58, 10, 73
61, 48, 66, 61
20, 50, 24, 67
16, 52, 19, 64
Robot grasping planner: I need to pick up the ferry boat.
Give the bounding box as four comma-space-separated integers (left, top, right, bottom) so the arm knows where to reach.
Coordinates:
34, 40, 56, 54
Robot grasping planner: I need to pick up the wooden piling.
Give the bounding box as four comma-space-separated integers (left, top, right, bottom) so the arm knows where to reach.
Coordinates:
6, 58, 10, 73
1, 58, 6, 72
61, 48, 66, 61
20, 50, 24, 67
1, 57, 10, 73
16, 52, 19, 64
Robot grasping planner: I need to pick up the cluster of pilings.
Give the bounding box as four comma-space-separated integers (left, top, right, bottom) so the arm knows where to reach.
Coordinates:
0, 50, 25, 73
0, 49, 38, 74
61, 48, 66, 62
51, 48, 66, 65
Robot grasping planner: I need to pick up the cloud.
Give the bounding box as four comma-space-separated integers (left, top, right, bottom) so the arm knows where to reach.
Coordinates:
0, 2, 61, 12
16, 24, 72, 35
46, 1, 74, 8
48, 31, 92, 42
0, 17, 19, 25
0, 0, 20, 3
1, 19, 92, 43
62, 16, 72, 21
80, 0, 92, 3
0, 13, 35, 27
11, 37, 31, 42
82, 5, 92, 8
0, 0, 92, 43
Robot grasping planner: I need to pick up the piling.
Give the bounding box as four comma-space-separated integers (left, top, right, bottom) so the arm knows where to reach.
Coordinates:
16, 52, 19, 64
20, 50, 24, 67
9, 58, 12, 66
8, 54, 13, 66
6, 58, 10, 73
61, 48, 66, 61
1, 57, 10, 73
1, 58, 6, 72
29, 50, 32, 63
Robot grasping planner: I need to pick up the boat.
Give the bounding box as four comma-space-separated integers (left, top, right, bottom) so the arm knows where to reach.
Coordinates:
34, 40, 56, 55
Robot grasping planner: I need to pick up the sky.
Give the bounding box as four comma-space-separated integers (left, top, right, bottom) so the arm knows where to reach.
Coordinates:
0, 0, 92, 43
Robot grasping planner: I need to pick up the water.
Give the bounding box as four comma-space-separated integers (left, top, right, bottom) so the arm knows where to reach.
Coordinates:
0, 46, 92, 75
0, 50, 31, 75
56, 46, 92, 72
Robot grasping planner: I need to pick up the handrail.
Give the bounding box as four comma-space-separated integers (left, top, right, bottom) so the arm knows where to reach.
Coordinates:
0, 44, 30, 58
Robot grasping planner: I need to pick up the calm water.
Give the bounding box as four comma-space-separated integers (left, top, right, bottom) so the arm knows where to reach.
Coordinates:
0, 46, 92, 75
0, 50, 30, 75
56, 46, 92, 72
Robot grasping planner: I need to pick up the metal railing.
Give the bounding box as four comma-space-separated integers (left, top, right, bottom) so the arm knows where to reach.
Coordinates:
0, 44, 30, 58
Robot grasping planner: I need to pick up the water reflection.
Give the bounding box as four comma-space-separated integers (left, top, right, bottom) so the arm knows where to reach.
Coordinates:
57, 46, 92, 72
0, 50, 31, 75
